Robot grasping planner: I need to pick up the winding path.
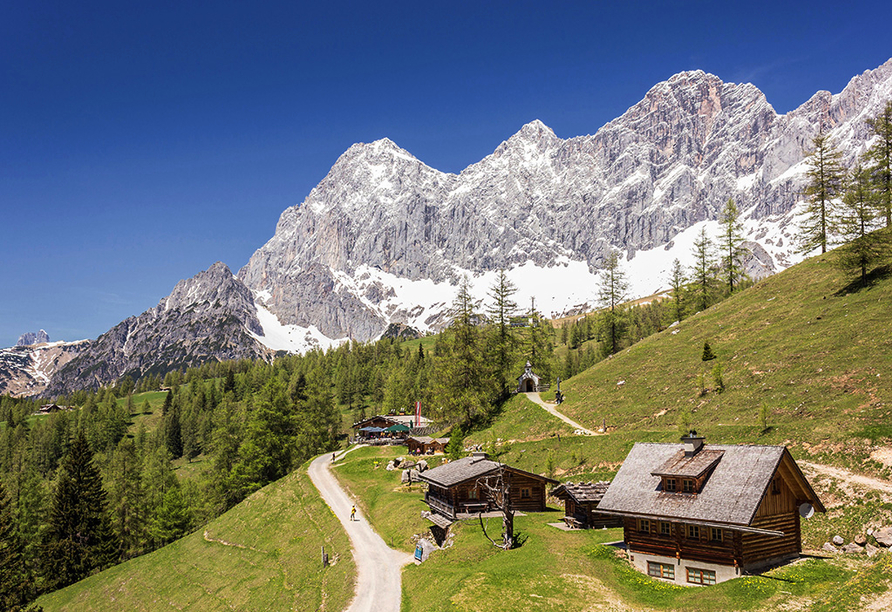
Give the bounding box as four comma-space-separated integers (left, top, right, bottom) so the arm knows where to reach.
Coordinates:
524, 391, 597, 435
800, 461, 892, 497
308, 450, 414, 612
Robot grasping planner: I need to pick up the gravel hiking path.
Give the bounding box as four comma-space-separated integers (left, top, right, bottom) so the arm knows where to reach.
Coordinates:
800, 461, 892, 497
524, 392, 598, 435
308, 449, 414, 612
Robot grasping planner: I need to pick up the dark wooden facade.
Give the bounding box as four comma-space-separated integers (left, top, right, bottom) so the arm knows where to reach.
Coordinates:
421, 457, 556, 519
551, 482, 623, 529
622, 452, 809, 571
406, 436, 449, 455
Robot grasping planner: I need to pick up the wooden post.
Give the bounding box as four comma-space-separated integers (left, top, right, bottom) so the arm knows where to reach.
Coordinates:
322, 546, 329, 567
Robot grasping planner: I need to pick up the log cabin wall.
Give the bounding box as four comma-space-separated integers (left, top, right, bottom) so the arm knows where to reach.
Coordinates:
624, 518, 738, 566
742, 474, 800, 567
506, 472, 548, 512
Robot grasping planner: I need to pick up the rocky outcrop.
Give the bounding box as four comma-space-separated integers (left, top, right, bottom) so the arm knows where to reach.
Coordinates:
0, 340, 89, 397
239, 59, 892, 342
16, 330, 50, 346
45, 263, 270, 395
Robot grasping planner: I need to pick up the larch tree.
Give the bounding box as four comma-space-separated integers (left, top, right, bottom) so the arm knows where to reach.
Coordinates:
668, 258, 686, 322
486, 269, 519, 397
718, 197, 747, 293
691, 226, 716, 312
598, 250, 628, 355
800, 130, 846, 254
433, 276, 490, 424
836, 164, 890, 286
865, 100, 892, 227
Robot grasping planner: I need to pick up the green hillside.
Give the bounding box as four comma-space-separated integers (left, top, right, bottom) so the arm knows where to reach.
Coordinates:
556, 255, 892, 478
37, 463, 355, 612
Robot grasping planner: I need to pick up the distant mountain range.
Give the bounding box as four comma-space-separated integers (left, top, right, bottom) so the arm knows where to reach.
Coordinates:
4, 57, 892, 397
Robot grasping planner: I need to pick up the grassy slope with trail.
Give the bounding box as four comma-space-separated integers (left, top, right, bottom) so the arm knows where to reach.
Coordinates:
557, 255, 892, 479
37, 463, 356, 612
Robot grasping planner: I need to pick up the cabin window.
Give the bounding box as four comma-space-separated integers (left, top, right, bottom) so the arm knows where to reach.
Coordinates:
687, 567, 716, 585
771, 478, 781, 495
665, 478, 676, 492
686, 524, 700, 540
683, 479, 694, 493
468, 489, 479, 500
520, 487, 531, 499
647, 561, 675, 580
660, 522, 672, 536
710, 528, 723, 542
638, 519, 651, 533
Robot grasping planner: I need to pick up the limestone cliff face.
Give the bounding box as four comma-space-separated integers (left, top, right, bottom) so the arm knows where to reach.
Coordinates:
239, 59, 892, 342
45, 263, 269, 395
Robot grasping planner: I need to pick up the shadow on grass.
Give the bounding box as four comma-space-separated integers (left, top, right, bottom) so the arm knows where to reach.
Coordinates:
833, 264, 892, 296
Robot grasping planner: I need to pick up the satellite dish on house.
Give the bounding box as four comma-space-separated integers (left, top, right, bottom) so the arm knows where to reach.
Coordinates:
798, 503, 815, 519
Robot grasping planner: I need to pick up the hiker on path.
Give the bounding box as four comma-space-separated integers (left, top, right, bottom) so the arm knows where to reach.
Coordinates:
332, 453, 336, 462
351, 505, 356, 521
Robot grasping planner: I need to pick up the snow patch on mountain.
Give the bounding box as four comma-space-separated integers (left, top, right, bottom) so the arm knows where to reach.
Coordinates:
251, 300, 347, 353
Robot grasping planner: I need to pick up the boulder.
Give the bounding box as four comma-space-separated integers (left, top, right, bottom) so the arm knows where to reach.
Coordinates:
873, 527, 892, 547
415, 538, 438, 562
842, 543, 863, 554
822, 542, 837, 553
401, 469, 411, 483
385, 463, 395, 471
398, 459, 416, 469
417, 460, 429, 472
866, 543, 880, 558
854, 534, 867, 546
832, 535, 845, 546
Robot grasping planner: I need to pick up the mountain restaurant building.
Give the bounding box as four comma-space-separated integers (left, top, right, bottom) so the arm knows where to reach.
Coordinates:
596, 434, 824, 585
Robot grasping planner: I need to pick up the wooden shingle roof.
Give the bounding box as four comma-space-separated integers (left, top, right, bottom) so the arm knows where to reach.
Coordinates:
652, 449, 724, 479
597, 443, 824, 527
551, 481, 611, 504
418, 456, 558, 488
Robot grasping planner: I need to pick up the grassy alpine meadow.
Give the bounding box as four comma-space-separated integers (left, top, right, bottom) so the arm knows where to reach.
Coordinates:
37, 462, 356, 612
330, 444, 433, 552
400, 507, 871, 612
556, 255, 892, 479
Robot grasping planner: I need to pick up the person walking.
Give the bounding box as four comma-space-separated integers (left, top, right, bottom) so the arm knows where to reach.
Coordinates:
350, 505, 356, 522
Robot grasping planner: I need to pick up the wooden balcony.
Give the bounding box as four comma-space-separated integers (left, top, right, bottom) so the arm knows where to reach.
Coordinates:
425, 493, 456, 519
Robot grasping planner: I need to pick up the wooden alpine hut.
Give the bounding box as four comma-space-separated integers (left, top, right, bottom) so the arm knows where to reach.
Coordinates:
419, 453, 557, 519
596, 433, 824, 585
550, 481, 624, 529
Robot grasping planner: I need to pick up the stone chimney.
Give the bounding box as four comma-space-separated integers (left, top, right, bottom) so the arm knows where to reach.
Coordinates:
682, 431, 705, 456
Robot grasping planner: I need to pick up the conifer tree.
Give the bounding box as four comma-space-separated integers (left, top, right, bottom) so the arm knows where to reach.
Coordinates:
668, 258, 686, 322
598, 250, 628, 355
433, 277, 490, 424
42, 430, 116, 591
0, 480, 32, 610
148, 486, 192, 547
800, 130, 845, 253
718, 197, 746, 292
486, 269, 519, 396
691, 227, 716, 312
865, 100, 892, 227
836, 165, 890, 286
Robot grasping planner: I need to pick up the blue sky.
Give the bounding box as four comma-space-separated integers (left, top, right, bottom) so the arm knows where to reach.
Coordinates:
2, 0, 891, 347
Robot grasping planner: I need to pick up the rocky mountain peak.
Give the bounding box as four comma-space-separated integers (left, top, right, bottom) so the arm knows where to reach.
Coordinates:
16, 329, 49, 346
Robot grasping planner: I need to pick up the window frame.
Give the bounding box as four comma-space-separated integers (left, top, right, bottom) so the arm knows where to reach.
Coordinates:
683, 479, 694, 493
686, 567, 716, 585
686, 524, 700, 540
665, 478, 676, 492
520, 487, 531, 499
710, 527, 723, 542
638, 518, 651, 534
647, 561, 675, 580
660, 521, 672, 536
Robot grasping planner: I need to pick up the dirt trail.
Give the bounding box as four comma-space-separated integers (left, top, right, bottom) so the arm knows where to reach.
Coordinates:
800, 461, 892, 497
308, 450, 414, 612
524, 392, 598, 435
